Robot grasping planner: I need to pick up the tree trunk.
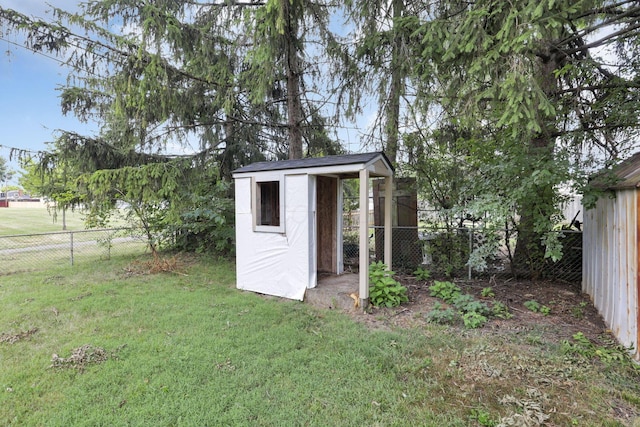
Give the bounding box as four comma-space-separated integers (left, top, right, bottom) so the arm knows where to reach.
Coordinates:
384, 0, 405, 167
283, 0, 303, 160
512, 48, 559, 279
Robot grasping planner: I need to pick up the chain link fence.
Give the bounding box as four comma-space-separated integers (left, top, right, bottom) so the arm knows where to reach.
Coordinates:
0, 228, 149, 276
344, 225, 582, 283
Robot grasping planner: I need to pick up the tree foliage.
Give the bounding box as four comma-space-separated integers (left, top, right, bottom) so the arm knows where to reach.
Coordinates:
0, 156, 7, 185
405, 0, 640, 276
2, 1, 640, 273
0, 1, 341, 253
19, 155, 84, 230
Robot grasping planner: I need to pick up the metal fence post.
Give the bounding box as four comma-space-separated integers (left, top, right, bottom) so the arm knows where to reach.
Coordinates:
70, 231, 74, 266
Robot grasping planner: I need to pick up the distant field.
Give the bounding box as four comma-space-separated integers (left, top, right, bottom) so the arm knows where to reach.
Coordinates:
0, 206, 88, 236
0, 206, 146, 274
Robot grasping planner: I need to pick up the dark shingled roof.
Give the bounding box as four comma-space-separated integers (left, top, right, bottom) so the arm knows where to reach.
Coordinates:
591, 151, 640, 190
232, 152, 393, 174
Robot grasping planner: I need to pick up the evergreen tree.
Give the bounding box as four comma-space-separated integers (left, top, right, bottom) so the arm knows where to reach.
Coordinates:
411, 0, 640, 276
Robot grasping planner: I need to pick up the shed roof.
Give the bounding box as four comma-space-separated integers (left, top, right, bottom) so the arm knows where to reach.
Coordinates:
232, 152, 393, 175
591, 151, 640, 190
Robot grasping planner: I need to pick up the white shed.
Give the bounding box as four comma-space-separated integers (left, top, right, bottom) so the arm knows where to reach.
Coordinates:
583, 152, 640, 360
232, 152, 394, 305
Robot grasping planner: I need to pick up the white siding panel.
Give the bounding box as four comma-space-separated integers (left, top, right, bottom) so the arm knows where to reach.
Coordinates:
235, 174, 311, 301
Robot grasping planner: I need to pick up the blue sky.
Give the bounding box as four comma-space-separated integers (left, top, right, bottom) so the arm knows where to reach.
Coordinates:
0, 1, 96, 181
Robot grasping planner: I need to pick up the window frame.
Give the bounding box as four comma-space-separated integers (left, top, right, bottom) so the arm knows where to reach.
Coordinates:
252, 175, 285, 233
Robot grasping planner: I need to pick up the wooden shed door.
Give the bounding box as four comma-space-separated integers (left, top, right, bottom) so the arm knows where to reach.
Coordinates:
316, 176, 337, 274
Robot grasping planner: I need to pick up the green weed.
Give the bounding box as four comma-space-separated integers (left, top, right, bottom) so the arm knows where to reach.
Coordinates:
369, 262, 408, 308
428, 280, 461, 303
524, 300, 551, 315
426, 302, 456, 325
491, 301, 513, 319
412, 266, 431, 281
481, 287, 495, 298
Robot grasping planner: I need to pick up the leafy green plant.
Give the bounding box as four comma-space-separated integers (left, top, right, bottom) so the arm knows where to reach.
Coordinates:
424, 232, 469, 277
452, 294, 490, 316
412, 266, 431, 280
481, 287, 495, 298
429, 280, 461, 303
524, 300, 540, 312
491, 301, 513, 319
572, 301, 588, 319
369, 262, 408, 308
428, 284, 497, 329
470, 408, 498, 427
451, 293, 475, 309
462, 311, 488, 329
426, 302, 456, 324
524, 299, 550, 315
562, 332, 640, 373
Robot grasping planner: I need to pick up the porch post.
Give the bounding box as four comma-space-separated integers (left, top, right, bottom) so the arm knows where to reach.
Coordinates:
384, 175, 393, 269
359, 168, 370, 309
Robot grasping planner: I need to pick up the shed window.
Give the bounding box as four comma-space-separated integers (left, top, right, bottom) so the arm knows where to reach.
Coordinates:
257, 181, 280, 226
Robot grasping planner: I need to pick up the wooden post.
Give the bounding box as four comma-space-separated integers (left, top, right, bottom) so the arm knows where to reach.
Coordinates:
636, 191, 640, 360
384, 175, 393, 269
359, 169, 370, 309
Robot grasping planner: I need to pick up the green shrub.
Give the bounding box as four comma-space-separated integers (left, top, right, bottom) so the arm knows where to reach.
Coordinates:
452, 295, 490, 316
462, 311, 488, 329
412, 266, 431, 281
491, 301, 513, 319
426, 302, 456, 324
429, 280, 461, 303
451, 293, 475, 310
481, 287, 495, 298
524, 300, 540, 311
524, 300, 551, 315
369, 262, 409, 308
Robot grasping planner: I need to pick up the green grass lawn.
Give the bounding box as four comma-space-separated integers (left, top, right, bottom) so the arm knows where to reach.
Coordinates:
1, 254, 639, 426
0, 206, 146, 275
0, 206, 88, 236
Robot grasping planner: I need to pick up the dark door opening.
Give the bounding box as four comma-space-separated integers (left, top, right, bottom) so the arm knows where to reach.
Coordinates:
316, 176, 338, 274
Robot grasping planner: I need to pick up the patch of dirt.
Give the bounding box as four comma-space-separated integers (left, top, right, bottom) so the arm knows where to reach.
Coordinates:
122, 253, 195, 277
352, 275, 610, 345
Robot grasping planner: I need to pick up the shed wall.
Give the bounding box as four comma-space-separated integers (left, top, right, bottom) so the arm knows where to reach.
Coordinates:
583, 189, 639, 359
235, 174, 312, 300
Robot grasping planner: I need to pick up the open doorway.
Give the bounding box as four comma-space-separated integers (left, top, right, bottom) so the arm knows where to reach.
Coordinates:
316, 176, 338, 274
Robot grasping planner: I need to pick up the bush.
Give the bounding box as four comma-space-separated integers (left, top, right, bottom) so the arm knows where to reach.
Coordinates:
491, 301, 513, 319
452, 294, 491, 316
369, 262, 409, 308
426, 302, 456, 324
424, 231, 470, 277
412, 266, 431, 280
427, 282, 511, 329
428, 280, 461, 303
171, 182, 235, 256
462, 311, 488, 329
